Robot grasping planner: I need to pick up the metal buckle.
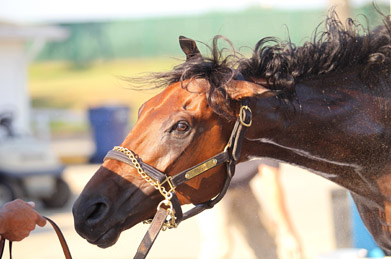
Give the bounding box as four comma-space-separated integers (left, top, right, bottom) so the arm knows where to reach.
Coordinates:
160, 176, 175, 191
239, 105, 252, 127
158, 176, 176, 199
157, 199, 173, 211
157, 200, 177, 230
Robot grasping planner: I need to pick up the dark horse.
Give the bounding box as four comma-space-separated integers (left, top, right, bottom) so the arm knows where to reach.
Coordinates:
73, 11, 391, 254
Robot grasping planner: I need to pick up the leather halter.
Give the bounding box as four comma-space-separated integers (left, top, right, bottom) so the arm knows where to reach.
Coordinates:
104, 101, 252, 259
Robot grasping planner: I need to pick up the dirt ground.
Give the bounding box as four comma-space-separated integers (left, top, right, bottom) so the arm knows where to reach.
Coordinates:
1, 161, 346, 259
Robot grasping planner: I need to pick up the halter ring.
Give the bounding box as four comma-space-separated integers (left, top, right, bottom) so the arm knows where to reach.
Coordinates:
239, 105, 252, 127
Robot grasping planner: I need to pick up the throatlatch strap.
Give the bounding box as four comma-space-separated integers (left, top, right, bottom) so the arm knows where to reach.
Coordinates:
134, 208, 170, 259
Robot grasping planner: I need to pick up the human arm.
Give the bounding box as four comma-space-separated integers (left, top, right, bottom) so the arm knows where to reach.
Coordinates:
0, 199, 46, 241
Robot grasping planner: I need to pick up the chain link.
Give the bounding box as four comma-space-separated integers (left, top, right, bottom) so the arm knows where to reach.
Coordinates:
112, 146, 177, 229
113, 146, 175, 199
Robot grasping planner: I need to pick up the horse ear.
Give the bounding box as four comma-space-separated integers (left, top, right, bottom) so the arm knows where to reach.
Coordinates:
179, 36, 202, 60
226, 80, 275, 100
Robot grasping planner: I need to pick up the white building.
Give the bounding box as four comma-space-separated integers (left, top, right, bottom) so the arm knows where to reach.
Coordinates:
0, 22, 68, 133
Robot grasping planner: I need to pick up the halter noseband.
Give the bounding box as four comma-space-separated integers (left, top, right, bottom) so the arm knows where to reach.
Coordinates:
103, 101, 252, 258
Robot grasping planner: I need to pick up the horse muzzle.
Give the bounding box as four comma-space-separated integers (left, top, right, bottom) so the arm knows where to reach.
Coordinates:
72, 166, 160, 247
72, 194, 113, 246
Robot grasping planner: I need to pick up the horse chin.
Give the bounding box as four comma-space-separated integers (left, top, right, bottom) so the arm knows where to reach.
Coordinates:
91, 228, 121, 248
85, 214, 143, 248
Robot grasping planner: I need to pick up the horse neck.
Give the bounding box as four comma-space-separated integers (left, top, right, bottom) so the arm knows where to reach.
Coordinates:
243, 70, 368, 156
240, 71, 391, 196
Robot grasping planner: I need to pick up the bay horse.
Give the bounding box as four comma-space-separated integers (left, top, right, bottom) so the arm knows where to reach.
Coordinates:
73, 11, 391, 255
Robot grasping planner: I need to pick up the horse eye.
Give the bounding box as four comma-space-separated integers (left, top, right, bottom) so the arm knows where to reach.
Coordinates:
173, 121, 189, 132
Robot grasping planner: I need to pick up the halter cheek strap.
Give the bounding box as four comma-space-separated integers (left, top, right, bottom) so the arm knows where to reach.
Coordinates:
103, 102, 252, 259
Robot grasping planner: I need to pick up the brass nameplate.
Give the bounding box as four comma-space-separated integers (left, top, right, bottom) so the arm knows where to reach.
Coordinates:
185, 159, 218, 179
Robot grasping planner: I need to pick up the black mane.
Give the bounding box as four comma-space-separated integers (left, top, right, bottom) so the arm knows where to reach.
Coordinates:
149, 11, 391, 120
239, 11, 391, 92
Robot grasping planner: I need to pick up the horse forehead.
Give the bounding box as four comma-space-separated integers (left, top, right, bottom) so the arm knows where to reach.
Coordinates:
147, 80, 209, 111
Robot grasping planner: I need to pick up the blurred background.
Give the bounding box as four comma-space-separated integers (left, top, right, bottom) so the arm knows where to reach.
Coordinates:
0, 0, 389, 258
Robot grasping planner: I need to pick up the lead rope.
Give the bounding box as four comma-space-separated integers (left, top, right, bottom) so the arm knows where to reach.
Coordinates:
134, 207, 170, 259
0, 216, 72, 259
44, 216, 72, 259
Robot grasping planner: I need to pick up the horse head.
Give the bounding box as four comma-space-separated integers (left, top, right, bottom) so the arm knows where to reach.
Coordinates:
71, 12, 391, 255
72, 36, 271, 248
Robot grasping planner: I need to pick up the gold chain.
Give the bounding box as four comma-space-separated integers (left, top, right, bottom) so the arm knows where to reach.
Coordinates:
113, 146, 175, 199
112, 146, 177, 229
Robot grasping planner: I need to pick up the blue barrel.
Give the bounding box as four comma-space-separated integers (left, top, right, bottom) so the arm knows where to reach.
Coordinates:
88, 105, 130, 163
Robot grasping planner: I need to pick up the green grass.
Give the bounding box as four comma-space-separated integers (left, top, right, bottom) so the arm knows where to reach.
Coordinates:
29, 58, 181, 125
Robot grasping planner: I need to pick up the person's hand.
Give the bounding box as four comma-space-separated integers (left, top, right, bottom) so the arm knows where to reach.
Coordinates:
275, 228, 303, 259
0, 199, 46, 241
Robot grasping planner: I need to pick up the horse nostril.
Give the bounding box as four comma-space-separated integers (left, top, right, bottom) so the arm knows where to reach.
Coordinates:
85, 201, 109, 225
